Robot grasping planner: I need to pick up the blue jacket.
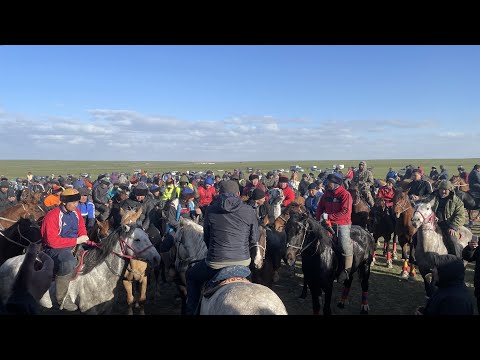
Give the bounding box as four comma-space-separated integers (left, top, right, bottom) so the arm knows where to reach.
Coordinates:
77, 200, 95, 229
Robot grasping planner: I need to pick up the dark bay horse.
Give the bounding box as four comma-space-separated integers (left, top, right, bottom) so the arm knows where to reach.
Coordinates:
348, 186, 371, 231
0, 199, 46, 230
0, 217, 42, 266
371, 198, 396, 268
392, 188, 417, 280
450, 175, 480, 226
285, 212, 375, 315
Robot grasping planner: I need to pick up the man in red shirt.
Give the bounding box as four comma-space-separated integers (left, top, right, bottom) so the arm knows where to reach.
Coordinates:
316, 174, 353, 282
41, 188, 91, 311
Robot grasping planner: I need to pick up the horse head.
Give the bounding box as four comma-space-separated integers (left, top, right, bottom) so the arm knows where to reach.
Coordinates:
174, 218, 207, 272
284, 211, 311, 266
120, 226, 160, 267
251, 218, 267, 270
268, 188, 284, 206
411, 197, 436, 230
120, 207, 143, 232
393, 188, 411, 219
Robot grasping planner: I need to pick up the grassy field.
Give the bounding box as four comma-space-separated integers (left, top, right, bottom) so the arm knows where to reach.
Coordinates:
0, 158, 478, 180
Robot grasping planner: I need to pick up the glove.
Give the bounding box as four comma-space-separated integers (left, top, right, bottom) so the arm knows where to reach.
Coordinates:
76, 235, 89, 244
321, 213, 328, 221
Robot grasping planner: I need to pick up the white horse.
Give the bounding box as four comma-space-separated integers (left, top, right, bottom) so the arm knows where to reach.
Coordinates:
175, 218, 287, 315
268, 188, 284, 220
0, 222, 161, 314
411, 198, 472, 295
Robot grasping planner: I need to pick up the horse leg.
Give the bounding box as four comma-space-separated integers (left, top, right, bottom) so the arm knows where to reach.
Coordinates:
138, 275, 147, 315
310, 283, 322, 315
323, 283, 333, 316
392, 235, 398, 260
359, 264, 371, 314
408, 244, 417, 282
123, 279, 135, 315
400, 241, 410, 279
299, 277, 308, 299
337, 276, 353, 309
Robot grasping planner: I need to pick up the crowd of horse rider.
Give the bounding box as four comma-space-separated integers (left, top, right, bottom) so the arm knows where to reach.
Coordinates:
1, 162, 480, 315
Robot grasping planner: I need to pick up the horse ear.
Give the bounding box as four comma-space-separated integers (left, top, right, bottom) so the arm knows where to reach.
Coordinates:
119, 207, 125, 217
122, 224, 130, 233
133, 207, 143, 221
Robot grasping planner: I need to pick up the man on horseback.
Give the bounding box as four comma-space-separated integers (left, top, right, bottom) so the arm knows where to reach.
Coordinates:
185, 180, 259, 315
458, 165, 469, 183
427, 180, 465, 257
352, 161, 374, 207
41, 188, 92, 311
406, 168, 432, 203
468, 164, 480, 206
315, 174, 353, 283
305, 183, 323, 217
377, 178, 396, 219
0, 180, 17, 213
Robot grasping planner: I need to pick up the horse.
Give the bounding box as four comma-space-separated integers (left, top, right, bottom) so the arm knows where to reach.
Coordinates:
0, 199, 46, 231
285, 212, 375, 315
348, 185, 371, 231
411, 198, 472, 296
172, 217, 287, 315
371, 198, 396, 268
392, 188, 417, 280
0, 222, 161, 314
450, 175, 480, 226
0, 217, 42, 266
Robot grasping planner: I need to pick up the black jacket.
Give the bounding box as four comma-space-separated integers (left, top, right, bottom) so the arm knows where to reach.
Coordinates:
406, 179, 432, 198
204, 194, 259, 264
462, 244, 480, 297
424, 254, 474, 315
468, 169, 480, 196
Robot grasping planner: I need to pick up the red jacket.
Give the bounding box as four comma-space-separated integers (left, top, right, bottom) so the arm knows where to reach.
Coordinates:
197, 185, 217, 207
316, 186, 352, 225
280, 185, 295, 207
377, 185, 395, 207
344, 169, 354, 180
41, 206, 87, 249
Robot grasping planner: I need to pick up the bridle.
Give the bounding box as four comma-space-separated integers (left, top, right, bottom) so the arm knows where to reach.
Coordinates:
250, 224, 267, 260
394, 195, 411, 216
286, 220, 315, 256
412, 205, 436, 228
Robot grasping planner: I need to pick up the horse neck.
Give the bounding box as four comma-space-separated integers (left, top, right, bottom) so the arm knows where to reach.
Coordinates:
0, 204, 24, 226
416, 224, 447, 255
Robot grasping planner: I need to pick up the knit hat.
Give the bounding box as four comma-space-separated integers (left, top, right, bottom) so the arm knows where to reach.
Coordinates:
179, 175, 189, 184
387, 178, 396, 185
307, 183, 317, 190
60, 188, 81, 203
150, 185, 160, 193
0, 181, 9, 188
359, 161, 366, 166
249, 174, 259, 181
326, 173, 343, 185
219, 180, 240, 194
278, 176, 289, 183
204, 177, 214, 185
251, 188, 266, 200
134, 182, 149, 196
180, 187, 195, 199
438, 180, 453, 190
78, 187, 90, 196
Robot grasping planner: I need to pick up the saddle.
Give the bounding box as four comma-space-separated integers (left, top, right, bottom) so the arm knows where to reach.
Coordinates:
202, 265, 251, 299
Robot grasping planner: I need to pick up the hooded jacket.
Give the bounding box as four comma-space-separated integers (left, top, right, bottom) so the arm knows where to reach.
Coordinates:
204, 193, 259, 265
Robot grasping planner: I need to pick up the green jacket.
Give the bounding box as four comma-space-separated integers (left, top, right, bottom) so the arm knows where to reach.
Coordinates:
431, 190, 465, 232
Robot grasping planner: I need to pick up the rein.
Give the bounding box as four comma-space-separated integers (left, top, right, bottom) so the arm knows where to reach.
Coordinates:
394, 196, 411, 215
286, 220, 315, 256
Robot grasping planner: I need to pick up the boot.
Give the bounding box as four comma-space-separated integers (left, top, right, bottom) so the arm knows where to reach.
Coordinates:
337, 255, 353, 283
55, 274, 78, 311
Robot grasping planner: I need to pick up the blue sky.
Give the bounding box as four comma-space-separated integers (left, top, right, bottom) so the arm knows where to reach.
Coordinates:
0, 45, 478, 161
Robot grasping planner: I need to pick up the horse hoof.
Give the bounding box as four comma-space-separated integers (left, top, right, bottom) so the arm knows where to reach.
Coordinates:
360, 309, 369, 315
392, 253, 398, 260
387, 261, 393, 269
400, 271, 409, 279
337, 302, 345, 309
127, 308, 134, 316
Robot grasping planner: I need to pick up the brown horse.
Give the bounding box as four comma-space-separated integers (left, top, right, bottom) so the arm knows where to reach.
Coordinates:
348, 186, 371, 231
450, 175, 479, 225
119, 208, 151, 315
392, 188, 417, 280
0, 200, 46, 230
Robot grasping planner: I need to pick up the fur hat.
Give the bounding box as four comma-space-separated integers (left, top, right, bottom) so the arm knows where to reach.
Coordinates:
326, 174, 343, 185
60, 188, 81, 203
219, 180, 239, 194
78, 187, 90, 196
438, 180, 453, 190
249, 174, 259, 181
359, 161, 366, 166
0, 181, 9, 188
134, 182, 149, 196
251, 188, 266, 200
278, 176, 289, 183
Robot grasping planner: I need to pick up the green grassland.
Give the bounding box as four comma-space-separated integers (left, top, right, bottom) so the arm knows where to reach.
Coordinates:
0, 159, 477, 180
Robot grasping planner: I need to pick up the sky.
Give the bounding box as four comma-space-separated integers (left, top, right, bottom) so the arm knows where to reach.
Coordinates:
0, 45, 479, 161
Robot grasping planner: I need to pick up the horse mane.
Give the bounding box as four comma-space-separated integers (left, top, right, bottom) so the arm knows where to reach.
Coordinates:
81, 227, 125, 275
287, 212, 333, 248
179, 217, 204, 235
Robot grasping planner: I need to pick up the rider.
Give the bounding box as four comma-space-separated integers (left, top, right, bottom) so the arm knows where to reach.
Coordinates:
429, 166, 439, 180
352, 161, 374, 207
76, 187, 95, 232
277, 176, 295, 207
458, 165, 469, 183
316, 173, 353, 283
305, 182, 323, 218
377, 178, 396, 217
427, 180, 465, 257
185, 180, 259, 315
0, 180, 17, 213
41, 188, 92, 311
406, 168, 432, 203
438, 165, 449, 180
